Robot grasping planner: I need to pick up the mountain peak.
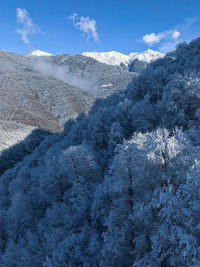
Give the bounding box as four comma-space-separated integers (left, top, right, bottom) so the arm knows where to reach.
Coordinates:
28, 50, 53, 57
130, 49, 165, 63
145, 48, 155, 52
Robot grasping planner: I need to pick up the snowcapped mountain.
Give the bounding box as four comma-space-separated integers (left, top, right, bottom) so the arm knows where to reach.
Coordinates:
82, 51, 130, 66
29, 50, 53, 57
82, 49, 164, 66
0, 49, 135, 174
129, 49, 164, 63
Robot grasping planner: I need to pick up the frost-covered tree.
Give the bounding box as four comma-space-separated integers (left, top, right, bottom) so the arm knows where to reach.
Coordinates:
98, 128, 200, 267
99, 147, 136, 266
131, 129, 200, 266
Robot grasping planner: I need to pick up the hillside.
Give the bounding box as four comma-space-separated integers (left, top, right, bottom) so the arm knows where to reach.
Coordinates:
0, 50, 95, 129
0, 38, 200, 266
47, 53, 135, 97
0, 49, 135, 127
0, 50, 135, 173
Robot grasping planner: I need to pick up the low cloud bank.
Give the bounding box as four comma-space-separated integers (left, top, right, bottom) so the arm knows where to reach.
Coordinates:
33, 59, 100, 96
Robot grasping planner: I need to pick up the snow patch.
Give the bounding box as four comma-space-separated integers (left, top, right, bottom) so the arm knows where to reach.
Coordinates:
101, 83, 113, 88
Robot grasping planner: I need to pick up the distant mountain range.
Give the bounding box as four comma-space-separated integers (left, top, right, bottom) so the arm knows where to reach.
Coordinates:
30, 49, 164, 66
82, 49, 164, 67
29, 48, 164, 73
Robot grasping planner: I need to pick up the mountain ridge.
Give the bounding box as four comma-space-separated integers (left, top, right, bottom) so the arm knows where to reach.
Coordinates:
28, 48, 164, 67
82, 49, 164, 66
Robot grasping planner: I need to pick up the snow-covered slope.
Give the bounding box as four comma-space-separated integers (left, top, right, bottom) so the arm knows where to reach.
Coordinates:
82, 51, 130, 66
129, 49, 164, 63
29, 50, 53, 57
82, 49, 164, 66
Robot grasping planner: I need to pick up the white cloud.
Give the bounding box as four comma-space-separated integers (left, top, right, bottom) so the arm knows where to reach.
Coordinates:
159, 18, 199, 52
140, 18, 199, 53
69, 13, 99, 43
16, 8, 39, 45
142, 32, 163, 45
33, 59, 100, 96
142, 30, 181, 46
172, 30, 181, 39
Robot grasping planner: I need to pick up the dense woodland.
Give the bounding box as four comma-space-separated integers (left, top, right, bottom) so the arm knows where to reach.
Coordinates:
1, 38, 200, 266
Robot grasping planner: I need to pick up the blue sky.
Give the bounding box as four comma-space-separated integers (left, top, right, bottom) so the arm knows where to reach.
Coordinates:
1, 0, 200, 55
